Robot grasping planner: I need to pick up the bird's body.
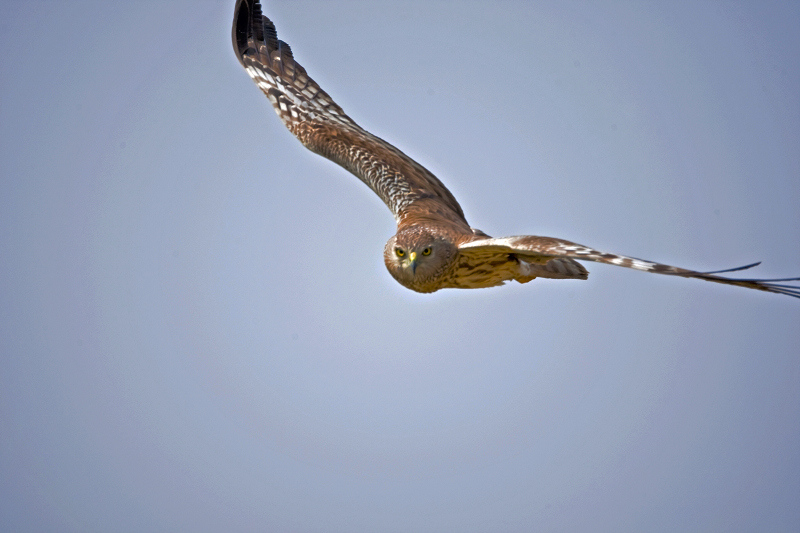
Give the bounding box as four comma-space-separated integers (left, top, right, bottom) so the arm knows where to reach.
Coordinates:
232, 0, 800, 299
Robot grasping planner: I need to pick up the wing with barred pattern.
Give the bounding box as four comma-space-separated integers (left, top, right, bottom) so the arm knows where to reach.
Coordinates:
232, 0, 467, 226
459, 236, 800, 298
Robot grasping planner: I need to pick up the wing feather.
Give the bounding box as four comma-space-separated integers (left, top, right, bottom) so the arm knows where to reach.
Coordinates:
459, 236, 800, 298
232, 0, 467, 225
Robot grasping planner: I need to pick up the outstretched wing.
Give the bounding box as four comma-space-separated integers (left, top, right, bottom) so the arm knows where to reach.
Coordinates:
232, 0, 467, 226
459, 236, 800, 298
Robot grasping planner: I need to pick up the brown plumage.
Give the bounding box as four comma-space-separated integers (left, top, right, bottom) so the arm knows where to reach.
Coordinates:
232, 0, 800, 298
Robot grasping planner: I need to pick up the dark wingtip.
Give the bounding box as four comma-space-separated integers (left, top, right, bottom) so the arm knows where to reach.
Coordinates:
232, 0, 282, 67
233, 0, 269, 66
232, 0, 251, 66
701, 261, 761, 275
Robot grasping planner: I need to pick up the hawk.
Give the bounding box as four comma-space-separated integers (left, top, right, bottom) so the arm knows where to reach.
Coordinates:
232, 0, 800, 298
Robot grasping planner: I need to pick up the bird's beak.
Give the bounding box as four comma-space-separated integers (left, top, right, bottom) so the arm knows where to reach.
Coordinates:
409, 251, 417, 273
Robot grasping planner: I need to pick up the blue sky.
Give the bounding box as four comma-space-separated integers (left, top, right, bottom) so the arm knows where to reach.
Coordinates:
2, 1, 799, 531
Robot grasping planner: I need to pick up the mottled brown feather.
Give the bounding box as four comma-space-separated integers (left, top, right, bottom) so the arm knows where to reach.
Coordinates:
233, 0, 465, 227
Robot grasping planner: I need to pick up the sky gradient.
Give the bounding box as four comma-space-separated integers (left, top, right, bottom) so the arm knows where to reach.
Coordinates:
2, 1, 799, 531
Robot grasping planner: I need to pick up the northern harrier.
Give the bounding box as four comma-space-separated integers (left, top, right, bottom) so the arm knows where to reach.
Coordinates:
232, 0, 799, 298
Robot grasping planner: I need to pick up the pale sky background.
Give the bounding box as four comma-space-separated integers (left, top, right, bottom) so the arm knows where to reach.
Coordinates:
2, 1, 799, 531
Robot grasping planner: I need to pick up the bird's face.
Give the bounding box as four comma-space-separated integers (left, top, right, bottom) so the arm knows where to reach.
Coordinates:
384, 228, 457, 293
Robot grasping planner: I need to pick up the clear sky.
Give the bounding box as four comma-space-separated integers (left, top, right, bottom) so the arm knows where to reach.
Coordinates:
2, 1, 799, 531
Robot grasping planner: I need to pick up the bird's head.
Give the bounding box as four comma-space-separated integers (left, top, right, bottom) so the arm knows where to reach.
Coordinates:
384, 227, 458, 293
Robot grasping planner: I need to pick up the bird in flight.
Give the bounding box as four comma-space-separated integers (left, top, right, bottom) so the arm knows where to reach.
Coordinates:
232, 0, 799, 298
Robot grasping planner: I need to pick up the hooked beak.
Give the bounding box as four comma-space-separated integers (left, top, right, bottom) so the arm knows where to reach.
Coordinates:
408, 251, 417, 273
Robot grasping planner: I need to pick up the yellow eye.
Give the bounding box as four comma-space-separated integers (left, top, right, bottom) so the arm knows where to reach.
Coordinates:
422, 247, 432, 256
395, 248, 405, 257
